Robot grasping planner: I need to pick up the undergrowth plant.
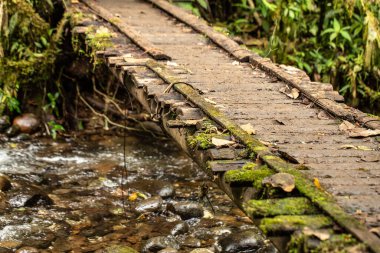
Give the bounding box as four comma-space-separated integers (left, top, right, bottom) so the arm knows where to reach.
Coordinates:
177, 0, 380, 114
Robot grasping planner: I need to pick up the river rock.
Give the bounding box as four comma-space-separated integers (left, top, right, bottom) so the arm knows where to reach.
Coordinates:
215, 230, 265, 253
182, 237, 201, 248
190, 249, 213, 253
0, 116, 10, 132
13, 113, 40, 134
157, 183, 175, 199
11, 133, 31, 141
135, 196, 163, 214
157, 248, 178, 253
104, 245, 139, 253
5, 125, 20, 137
142, 236, 180, 253
168, 202, 204, 220
0, 175, 11, 191
15, 246, 39, 253
170, 221, 189, 236
8, 189, 53, 208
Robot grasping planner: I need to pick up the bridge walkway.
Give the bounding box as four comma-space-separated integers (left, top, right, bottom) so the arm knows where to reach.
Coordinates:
71, 0, 380, 251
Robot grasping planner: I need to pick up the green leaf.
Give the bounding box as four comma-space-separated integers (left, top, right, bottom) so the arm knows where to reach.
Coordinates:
330, 32, 338, 41
196, 0, 208, 10
339, 30, 352, 42
333, 18, 340, 32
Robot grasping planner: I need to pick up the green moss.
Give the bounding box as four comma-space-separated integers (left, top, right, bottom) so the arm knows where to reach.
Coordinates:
259, 215, 333, 234
288, 233, 366, 253
187, 132, 230, 149
224, 164, 273, 190
311, 234, 366, 253
243, 197, 318, 218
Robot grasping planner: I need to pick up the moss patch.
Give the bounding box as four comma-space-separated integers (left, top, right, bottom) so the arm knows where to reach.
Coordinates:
224, 164, 273, 191
260, 215, 333, 234
243, 197, 318, 218
187, 132, 229, 150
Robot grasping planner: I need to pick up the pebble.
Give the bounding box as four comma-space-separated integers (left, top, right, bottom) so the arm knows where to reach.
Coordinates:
5, 125, 20, 137
0, 116, 10, 132
182, 237, 201, 248
157, 183, 175, 198
15, 247, 39, 253
215, 230, 265, 253
142, 236, 180, 253
169, 202, 204, 220
135, 196, 163, 214
189, 249, 214, 253
104, 245, 139, 253
0, 175, 11, 191
12, 113, 40, 134
170, 221, 189, 236
157, 248, 178, 253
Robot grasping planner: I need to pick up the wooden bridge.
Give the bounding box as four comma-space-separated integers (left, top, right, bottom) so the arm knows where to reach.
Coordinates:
70, 0, 380, 251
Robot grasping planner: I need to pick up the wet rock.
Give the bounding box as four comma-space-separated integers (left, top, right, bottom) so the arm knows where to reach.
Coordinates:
15, 246, 39, 253
5, 125, 20, 137
135, 196, 163, 214
0, 241, 22, 251
157, 248, 178, 253
8, 190, 53, 208
170, 221, 189, 236
190, 249, 213, 253
215, 230, 265, 253
11, 133, 31, 142
129, 180, 175, 199
0, 116, 10, 132
0, 175, 11, 191
13, 113, 40, 134
157, 183, 175, 199
182, 237, 201, 248
104, 245, 139, 253
168, 202, 204, 220
142, 236, 180, 253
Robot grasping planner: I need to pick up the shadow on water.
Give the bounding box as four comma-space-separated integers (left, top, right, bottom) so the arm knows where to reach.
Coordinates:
0, 135, 276, 252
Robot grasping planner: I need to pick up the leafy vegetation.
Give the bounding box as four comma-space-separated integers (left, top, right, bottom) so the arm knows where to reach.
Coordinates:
0, 0, 66, 136
178, 0, 380, 114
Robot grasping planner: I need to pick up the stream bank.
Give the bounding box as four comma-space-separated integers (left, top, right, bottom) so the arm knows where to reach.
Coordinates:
0, 134, 276, 252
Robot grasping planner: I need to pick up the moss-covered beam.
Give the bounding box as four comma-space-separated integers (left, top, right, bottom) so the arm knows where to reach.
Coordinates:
260, 215, 333, 234
145, 60, 380, 252
243, 197, 318, 218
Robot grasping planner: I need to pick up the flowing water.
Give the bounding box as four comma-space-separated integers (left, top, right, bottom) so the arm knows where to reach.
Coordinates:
0, 134, 276, 252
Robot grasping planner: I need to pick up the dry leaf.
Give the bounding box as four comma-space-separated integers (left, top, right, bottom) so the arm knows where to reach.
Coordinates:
232, 61, 239, 66
204, 98, 217, 105
71, 0, 79, 3
240, 123, 256, 135
128, 192, 138, 201
211, 137, 235, 147
167, 61, 178, 67
317, 111, 330, 120
314, 178, 321, 189
279, 86, 299, 99
303, 227, 331, 241
339, 120, 356, 131
361, 155, 380, 162
339, 145, 373, 150
370, 227, 380, 237
262, 173, 295, 192
349, 129, 380, 138
289, 88, 300, 99
339, 145, 356, 150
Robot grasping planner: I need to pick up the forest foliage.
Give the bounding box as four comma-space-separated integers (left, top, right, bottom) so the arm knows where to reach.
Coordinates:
179, 0, 380, 114
0, 0, 64, 116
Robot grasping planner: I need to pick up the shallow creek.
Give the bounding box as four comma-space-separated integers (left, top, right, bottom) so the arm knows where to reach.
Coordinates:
0, 134, 276, 252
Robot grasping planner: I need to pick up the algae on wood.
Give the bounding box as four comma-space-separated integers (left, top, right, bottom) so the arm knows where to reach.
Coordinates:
260, 215, 333, 234
244, 197, 318, 217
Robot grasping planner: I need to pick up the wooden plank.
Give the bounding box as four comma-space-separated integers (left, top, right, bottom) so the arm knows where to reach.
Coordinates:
82, 0, 171, 60
208, 160, 250, 172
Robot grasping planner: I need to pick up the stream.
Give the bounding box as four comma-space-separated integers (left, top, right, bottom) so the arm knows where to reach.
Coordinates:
0, 134, 276, 253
